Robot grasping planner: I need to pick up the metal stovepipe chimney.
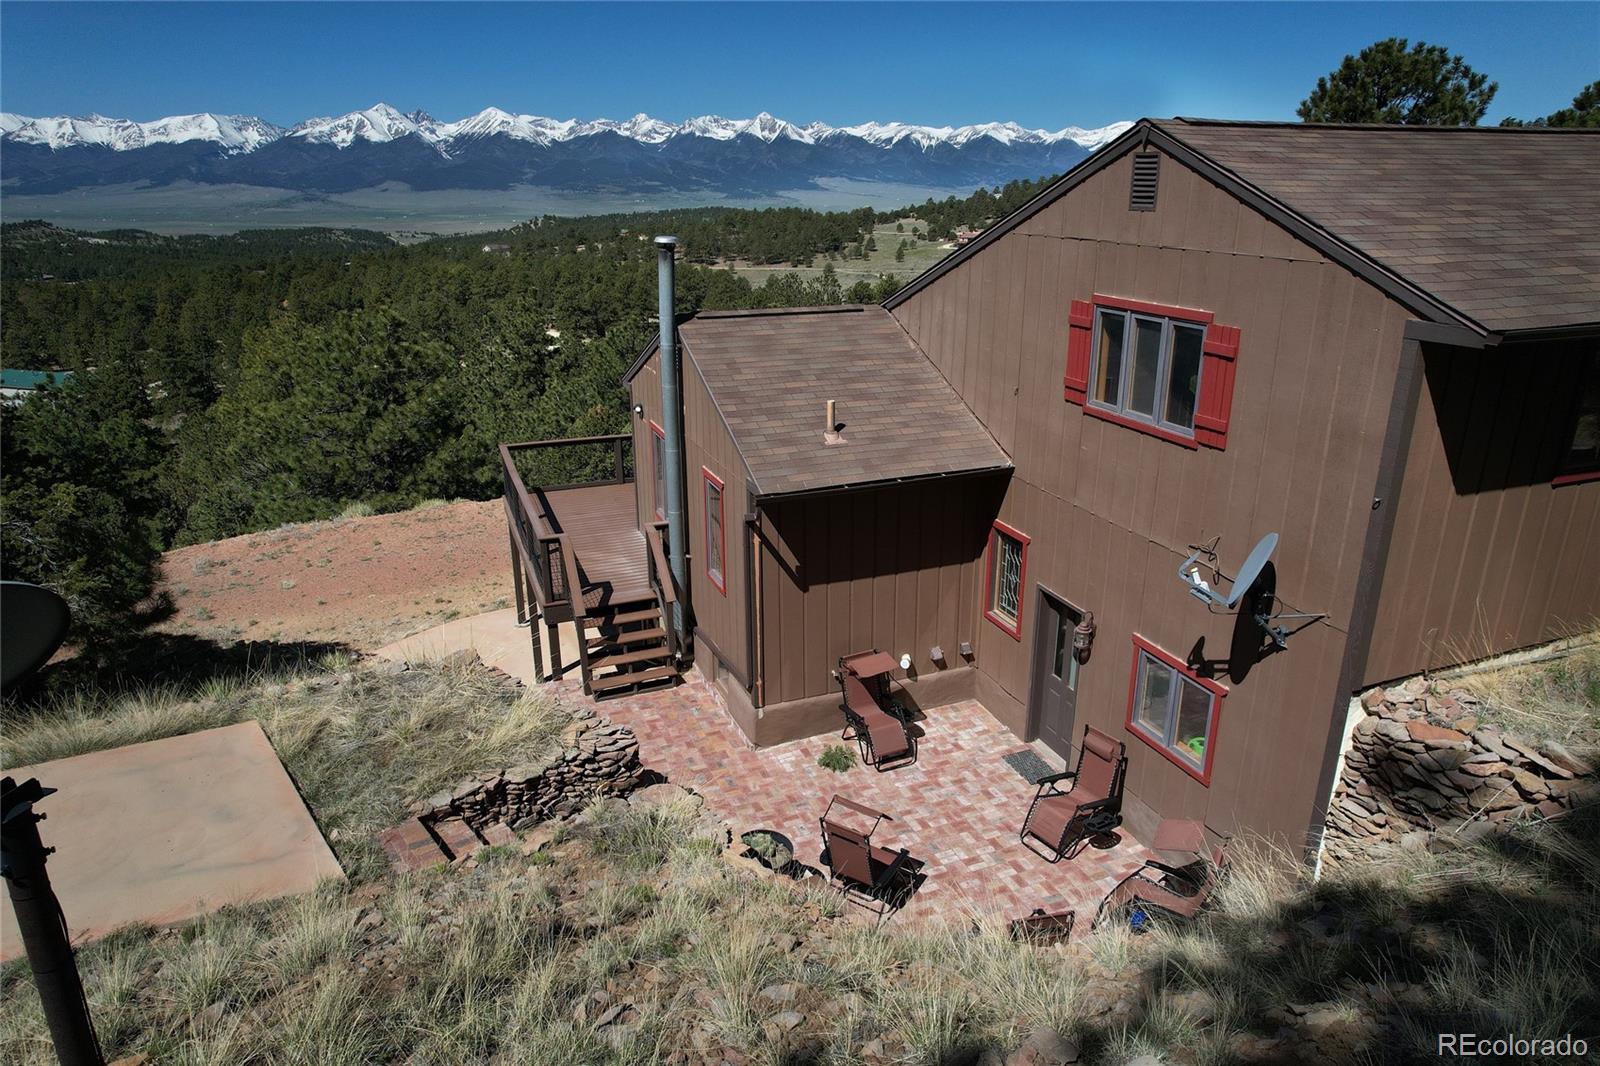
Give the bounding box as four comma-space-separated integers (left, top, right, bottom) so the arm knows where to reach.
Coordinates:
654, 235, 688, 645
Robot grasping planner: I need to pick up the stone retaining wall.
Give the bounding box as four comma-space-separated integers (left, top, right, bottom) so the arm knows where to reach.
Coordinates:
1321, 676, 1596, 869
407, 709, 643, 833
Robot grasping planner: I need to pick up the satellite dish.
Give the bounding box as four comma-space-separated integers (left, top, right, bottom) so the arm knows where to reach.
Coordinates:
1232, 533, 1278, 608
1179, 532, 1277, 610
1, 581, 72, 691
1177, 535, 1325, 651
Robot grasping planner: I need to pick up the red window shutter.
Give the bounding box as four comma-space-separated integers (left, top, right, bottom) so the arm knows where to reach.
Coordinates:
1194, 323, 1240, 450
1063, 299, 1093, 404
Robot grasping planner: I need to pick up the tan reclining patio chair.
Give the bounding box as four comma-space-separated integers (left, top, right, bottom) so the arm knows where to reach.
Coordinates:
837, 653, 916, 771
818, 795, 925, 920
1019, 725, 1128, 863
1093, 819, 1231, 931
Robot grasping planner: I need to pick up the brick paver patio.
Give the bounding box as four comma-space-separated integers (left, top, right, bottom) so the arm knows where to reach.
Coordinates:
553, 674, 1157, 927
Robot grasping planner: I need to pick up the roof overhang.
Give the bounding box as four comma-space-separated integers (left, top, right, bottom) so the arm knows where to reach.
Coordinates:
1405, 318, 1600, 349
884, 118, 1496, 341
750, 460, 1014, 503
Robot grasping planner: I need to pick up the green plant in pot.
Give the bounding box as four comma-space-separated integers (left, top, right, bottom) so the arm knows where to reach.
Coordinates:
741, 830, 794, 871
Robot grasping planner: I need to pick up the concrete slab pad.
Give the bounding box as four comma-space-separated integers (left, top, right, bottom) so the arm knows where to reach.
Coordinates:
2, 721, 342, 961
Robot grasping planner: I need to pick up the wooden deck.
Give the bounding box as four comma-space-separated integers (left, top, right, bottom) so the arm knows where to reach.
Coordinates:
535, 482, 653, 610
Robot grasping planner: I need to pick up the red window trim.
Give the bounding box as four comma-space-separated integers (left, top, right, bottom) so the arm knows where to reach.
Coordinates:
982, 520, 1030, 641
1124, 634, 1227, 787
1093, 293, 1214, 325
648, 420, 666, 519
1066, 294, 1237, 451
702, 467, 727, 594
1082, 404, 1200, 450
1552, 469, 1600, 487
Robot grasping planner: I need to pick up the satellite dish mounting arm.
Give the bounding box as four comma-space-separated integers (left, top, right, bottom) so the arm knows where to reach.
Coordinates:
1176, 533, 1326, 650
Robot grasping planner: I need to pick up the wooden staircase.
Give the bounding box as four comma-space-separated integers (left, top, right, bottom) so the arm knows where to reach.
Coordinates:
580, 595, 678, 697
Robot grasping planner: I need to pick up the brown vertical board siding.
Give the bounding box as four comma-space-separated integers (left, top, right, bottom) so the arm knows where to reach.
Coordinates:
826, 494, 853, 682
679, 354, 750, 683
755, 476, 1000, 706
631, 357, 662, 527
887, 143, 1422, 853
1365, 340, 1600, 683
1328, 291, 1403, 592
1281, 273, 1353, 608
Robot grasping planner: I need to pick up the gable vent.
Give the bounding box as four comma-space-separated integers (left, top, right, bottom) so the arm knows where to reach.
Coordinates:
1129, 152, 1160, 211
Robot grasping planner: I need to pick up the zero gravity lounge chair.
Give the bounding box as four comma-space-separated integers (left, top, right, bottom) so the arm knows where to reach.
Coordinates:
837, 653, 916, 771
818, 796, 925, 920
1020, 725, 1128, 862
1093, 820, 1231, 930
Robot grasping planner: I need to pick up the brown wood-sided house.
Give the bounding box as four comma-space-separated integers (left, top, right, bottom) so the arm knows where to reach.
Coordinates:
502, 119, 1600, 861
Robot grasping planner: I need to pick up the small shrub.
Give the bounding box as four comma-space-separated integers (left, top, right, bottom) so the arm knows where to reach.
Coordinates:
745, 831, 780, 861
818, 744, 856, 773
339, 501, 374, 520
741, 830, 794, 871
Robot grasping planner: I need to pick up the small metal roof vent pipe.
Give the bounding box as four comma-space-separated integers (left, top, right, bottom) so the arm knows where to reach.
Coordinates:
823, 399, 845, 445
655, 236, 689, 650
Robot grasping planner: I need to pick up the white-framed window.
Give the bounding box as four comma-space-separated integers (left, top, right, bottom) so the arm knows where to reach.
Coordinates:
984, 521, 1029, 640
1125, 636, 1225, 785
1090, 307, 1206, 437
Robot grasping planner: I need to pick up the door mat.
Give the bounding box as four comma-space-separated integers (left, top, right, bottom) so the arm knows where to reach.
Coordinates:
1002, 748, 1057, 785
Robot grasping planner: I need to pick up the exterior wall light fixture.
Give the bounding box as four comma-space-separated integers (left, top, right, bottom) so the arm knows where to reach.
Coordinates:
1073, 612, 1097, 663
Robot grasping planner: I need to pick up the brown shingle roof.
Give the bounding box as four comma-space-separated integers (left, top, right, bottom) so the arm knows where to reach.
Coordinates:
679, 305, 1010, 496
1154, 119, 1600, 333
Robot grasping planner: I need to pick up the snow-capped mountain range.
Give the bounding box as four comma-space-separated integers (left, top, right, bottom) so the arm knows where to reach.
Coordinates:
1, 102, 1133, 197
2, 103, 1130, 154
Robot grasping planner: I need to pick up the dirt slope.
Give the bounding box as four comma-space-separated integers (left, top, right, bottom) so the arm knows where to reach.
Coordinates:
157, 500, 510, 651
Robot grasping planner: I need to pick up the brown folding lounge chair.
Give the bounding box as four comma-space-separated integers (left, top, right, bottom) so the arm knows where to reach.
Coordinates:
1092, 821, 1231, 931
818, 795, 924, 919
1020, 725, 1128, 862
1008, 905, 1076, 946
837, 656, 916, 771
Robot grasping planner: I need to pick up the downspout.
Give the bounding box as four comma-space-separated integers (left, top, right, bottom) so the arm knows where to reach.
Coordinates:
654, 236, 689, 648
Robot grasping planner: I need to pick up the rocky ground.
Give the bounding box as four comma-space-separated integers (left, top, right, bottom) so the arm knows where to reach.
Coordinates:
1323, 673, 1598, 868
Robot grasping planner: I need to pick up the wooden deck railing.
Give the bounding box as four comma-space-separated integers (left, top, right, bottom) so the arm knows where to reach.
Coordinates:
499, 433, 633, 623
646, 520, 679, 660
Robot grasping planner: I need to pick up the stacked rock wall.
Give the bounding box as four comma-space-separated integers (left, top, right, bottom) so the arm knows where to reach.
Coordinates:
408, 710, 643, 833
1322, 676, 1596, 868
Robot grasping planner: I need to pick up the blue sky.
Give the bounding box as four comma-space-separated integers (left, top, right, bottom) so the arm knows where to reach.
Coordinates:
2, 2, 1594, 128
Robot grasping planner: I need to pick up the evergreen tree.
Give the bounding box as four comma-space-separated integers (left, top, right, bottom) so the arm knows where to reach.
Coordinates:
1500, 80, 1600, 128
817, 262, 844, 304
0, 359, 167, 651
895, 240, 907, 262
1298, 38, 1497, 125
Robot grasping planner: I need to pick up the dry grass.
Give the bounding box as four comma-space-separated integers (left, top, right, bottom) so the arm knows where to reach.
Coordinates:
1448, 636, 1600, 751
3, 662, 1596, 1064
1109, 808, 1600, 1063
0, 658, 565, 880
